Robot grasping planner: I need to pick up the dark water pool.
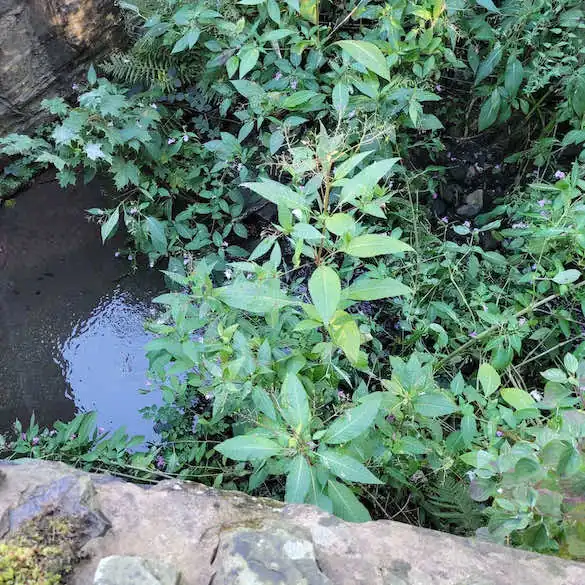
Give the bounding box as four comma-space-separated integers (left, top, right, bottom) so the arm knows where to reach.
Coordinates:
0, 175, 163, 439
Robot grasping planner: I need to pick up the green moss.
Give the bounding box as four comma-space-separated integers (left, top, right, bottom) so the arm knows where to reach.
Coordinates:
0, 513, 80, 585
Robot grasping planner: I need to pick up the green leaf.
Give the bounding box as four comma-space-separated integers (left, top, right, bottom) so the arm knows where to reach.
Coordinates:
239, 46, 260, 78
214, 280, 297, 314
553, 269, 581, 284
111, 158, 140, 189
345, 277, 411, 301
328, 480, 371, 522
87, 63, 97, 85
475, 44, 502, 85
319, 450, 383, 484
332, 83, 349, 114
413, 393, 458, 417
335, 40, 391, 81
334, 151, 374, 180
325, 213, 356, 236
242, 180, 307, 210
345, 234, 413, 258
292, 223, 323, 242
266, 0, 280, 23
309, 266, 340, 325
504, 58, 523, 97
299, 0, 317, 23
269, 130, 285, 155
281, 374, 310, 431
323, 395, 381, 444
252, 387, 277, 420
339, 158, 399, 205
329, 314, 360, 363
231, 80, 266, 98
146, 217, 167, 253
476, 0, 500, 12
541, 368, 567, 383
285, 455, 311, 503
478, 363, 500, 396
172, 28, 200, 53
478, 89, 501, 131
216, 435, 283, 461
500, 387, 536, 410
101, 207, 119, 242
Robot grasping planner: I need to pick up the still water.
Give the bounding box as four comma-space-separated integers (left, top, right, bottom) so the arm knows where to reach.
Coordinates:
0, 175, 162, 438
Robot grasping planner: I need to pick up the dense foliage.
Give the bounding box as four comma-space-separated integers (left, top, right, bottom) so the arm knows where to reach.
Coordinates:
2, 0, 585, 561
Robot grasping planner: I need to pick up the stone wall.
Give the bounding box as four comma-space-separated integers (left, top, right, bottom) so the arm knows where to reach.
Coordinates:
0, 0, 123, 135
1, 459, 585, 585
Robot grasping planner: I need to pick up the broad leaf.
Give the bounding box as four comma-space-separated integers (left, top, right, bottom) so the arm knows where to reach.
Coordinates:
478, 363, 500, 396
309, 266, 340, 325
216, 435, 283, 461
329, 313, 360, 363
101, 207, 119, 242
242, 180, 307, 210
478, 89, 501, 131
553, 269, 581, 284
146, 217, 167, 253
501, 387, 536, 410
328, 480, 371, 522
323, 395, 381, 444
335, 40, 391, 81
475, 44, 502, 85
334, 151, 374, 180
413, 393, 458, 417
285, 455, 311, 503
339, 158, 399, 204
281, 374, 310, 431
319, 450, 383, 484
345, 234, 413, 257
345, 277, 411, 301
292, 223, 323, 242
325, 213, 356, 235
504, 58, 523, 97
214, 280, 296, 314
239, 46, 260, 78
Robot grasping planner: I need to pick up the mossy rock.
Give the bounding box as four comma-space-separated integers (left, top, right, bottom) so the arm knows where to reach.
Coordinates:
0, 513, 81, 585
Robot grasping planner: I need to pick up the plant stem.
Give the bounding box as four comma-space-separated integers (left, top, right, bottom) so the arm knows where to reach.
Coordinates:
436, 281, 585, 369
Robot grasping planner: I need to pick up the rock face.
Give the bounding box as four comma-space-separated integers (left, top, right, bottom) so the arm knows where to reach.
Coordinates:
1, 460, 585, 585
0, 0, 123, 135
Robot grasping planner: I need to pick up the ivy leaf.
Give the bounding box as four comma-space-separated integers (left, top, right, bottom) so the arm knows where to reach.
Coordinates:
413, 393, 458, 417
101, 207, 120, 242
335, 40, 391, 81
345, 277, 411, 301
84, 142, 107, 161
281, 374, 310, 431
323, 395, 381, 444
52, 124, 79, 146
318, 450, 383, 484
344, 234, 413, 258
242, 179, 307, 210
216, 435, 283, 461
111, 158, 140, 189
285, 455, 311, 503
309, 266, 340, 324
327, 480, 371, 522
478, 363, 500, 396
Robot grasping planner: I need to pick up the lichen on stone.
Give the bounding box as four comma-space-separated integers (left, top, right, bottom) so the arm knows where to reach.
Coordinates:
0, 512, 81, 585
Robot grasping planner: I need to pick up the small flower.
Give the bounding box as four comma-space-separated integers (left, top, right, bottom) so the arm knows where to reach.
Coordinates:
469, 331, 478, 338
463, 221, 471, 228
114, 251, 120, 258
224, 268, 233, 279
127, 255, 133, 261
537, 199, 549, 207
512, 222, 529, 229
156, 455, 166, 470
530, 390, 543, 402
149, 261, 154, 268
183, 258, 190, 265
222, 241, 229, 248
205, 392, 213, 400
31, 436, 40, 445
386, 414, 396, 424
70, 434, 77, 440
531, 263, 537, 271
348, 110, 356, 119
440, 216, 449, 224
337, 390, 347, 400
432, 192, 438, 200
496, 430, 504, 437
167, 137, 176, 145
49, 430, 57, 436
150, 103, 158, 109
518, 317, 526, 326
129, 207, 138, 215
274, 71, 283, 81
21, 433, 26, 441
98, 427, 105, 434
482, 304, 488, 312
540, 210, 549, 218
494, 164, 501, 170
72, 83, 79, 91
292, 208, 302, 219
183, 135, 189, 142
497, 488, 503, 494
290, 79, 298, 90
554, 170, 566, 180
435, 84, 442, 93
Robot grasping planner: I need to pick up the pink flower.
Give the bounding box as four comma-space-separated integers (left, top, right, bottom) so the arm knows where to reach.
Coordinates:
290, 79, 298, 90
554, 170, 566, 180
432, 193, 438, 200
156, 455, 165, 470
537, 199, 549, 207
32, 437, 40, 445
518, 318, 526, 326
183, 135, 189, 142
469, 331, 478, 338
167, 137, 176, 145
435, 84, 442, 93
463, 221, 471, 228
274, 71, 282, 81
440, 216, 449, 224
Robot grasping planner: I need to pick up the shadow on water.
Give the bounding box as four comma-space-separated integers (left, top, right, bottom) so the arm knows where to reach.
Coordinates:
0, 173, 163, 438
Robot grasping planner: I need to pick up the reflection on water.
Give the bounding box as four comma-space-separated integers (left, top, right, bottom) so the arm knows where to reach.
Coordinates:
55, 288, 159, 440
